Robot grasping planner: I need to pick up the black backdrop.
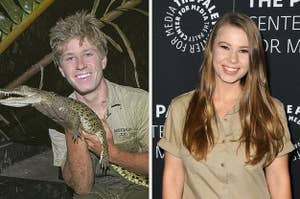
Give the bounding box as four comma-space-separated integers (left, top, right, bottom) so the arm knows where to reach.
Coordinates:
152, 0, 300, 198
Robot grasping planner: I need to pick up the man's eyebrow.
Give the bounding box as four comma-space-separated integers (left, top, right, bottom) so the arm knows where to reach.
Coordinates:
61, 52, 75, 57
83, 47, 98, 52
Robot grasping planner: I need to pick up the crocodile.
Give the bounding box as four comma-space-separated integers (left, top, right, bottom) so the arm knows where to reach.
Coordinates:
0, 85, 148, 187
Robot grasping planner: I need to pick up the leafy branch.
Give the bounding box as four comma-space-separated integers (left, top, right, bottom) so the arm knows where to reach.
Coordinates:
4, 0, 147, 89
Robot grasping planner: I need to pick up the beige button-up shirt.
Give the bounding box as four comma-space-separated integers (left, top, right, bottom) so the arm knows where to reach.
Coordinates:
49, 80, 149, 171
158, 91, 294, 199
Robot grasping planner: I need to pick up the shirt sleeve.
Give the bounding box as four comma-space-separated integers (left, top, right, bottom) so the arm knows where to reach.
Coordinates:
158, 99, 186, 158
275, 100, 295, 157
48, 129, 67, 167
135, 92, 149, 153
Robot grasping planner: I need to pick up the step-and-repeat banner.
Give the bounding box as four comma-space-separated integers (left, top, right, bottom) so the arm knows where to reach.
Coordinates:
152, 0, 300, 198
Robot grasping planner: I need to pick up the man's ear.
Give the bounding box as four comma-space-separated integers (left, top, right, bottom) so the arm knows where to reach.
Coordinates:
101, 56, 107, 70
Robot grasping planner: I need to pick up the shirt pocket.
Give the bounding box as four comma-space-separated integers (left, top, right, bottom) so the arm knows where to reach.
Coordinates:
113, 127, 139, 152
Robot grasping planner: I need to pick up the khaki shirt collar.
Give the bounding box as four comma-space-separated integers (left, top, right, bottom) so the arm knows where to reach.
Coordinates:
68, 79, 123, 119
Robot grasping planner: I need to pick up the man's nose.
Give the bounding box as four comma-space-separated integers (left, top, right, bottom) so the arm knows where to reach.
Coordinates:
76, 57, 86, 70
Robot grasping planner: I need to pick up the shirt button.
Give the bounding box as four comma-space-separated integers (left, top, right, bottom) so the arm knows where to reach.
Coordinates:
220, 163, 225, 167
223, 118, 228, 121
222, 140, 225, 143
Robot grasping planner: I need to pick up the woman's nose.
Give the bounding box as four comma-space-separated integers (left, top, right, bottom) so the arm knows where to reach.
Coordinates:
229, 51, 238, 63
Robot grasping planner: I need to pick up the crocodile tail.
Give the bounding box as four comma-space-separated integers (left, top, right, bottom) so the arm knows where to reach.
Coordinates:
110, 164, 149, 188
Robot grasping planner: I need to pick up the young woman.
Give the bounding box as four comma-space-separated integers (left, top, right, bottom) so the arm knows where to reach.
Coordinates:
158, 12, 294, 199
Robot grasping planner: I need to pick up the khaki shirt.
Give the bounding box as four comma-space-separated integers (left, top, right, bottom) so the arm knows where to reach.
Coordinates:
49, 80, 148, 172
158, 91, 294, 199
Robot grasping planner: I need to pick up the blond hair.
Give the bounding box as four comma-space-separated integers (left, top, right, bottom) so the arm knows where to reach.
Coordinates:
49, 11, 107, 67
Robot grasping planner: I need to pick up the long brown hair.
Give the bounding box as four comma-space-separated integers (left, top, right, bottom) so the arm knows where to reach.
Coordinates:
183, 12, 284, 165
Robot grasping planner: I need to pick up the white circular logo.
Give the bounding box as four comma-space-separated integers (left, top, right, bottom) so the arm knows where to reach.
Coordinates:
163, 0, 220, 54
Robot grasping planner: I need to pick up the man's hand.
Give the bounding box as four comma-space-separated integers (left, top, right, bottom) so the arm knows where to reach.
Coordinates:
82, 120, 148, 175
82, 120, 119, 161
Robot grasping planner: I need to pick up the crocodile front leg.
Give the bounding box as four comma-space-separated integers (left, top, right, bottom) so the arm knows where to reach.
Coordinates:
95, 131, 109, 174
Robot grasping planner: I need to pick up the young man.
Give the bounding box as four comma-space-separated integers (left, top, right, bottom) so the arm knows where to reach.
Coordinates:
48, 11, 149, 198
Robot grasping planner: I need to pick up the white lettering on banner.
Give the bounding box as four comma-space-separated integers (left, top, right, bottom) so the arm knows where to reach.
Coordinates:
249, 0, 299, 7
287, 39, 300, 53
155, 104, 168, 118
292, 140, 300, 162
250, 15, 300, 54
163, 0, 219, 54
156, 145, 165, 159
153, 124, 165, 159
290, 0, 300, 6
288, 116, 300, 125
152, 125, 164, 139
282, 105, 300, 163
260, 0, 282, 8
286, 105, 300, 126
250, 15, 300, 31
285, 105, 299, 162
287, 105, 300, 115
262, 38, 300, 54
263, 39, 281, 53
153, 104, 169, 159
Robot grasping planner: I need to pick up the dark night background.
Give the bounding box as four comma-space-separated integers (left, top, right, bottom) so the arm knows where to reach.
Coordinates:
0, 0, 148, 198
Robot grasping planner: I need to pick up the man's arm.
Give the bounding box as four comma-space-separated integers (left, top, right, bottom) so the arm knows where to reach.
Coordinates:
62, 129, 94, 195
109, 144, 148, 176
83, 121, 148, 176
